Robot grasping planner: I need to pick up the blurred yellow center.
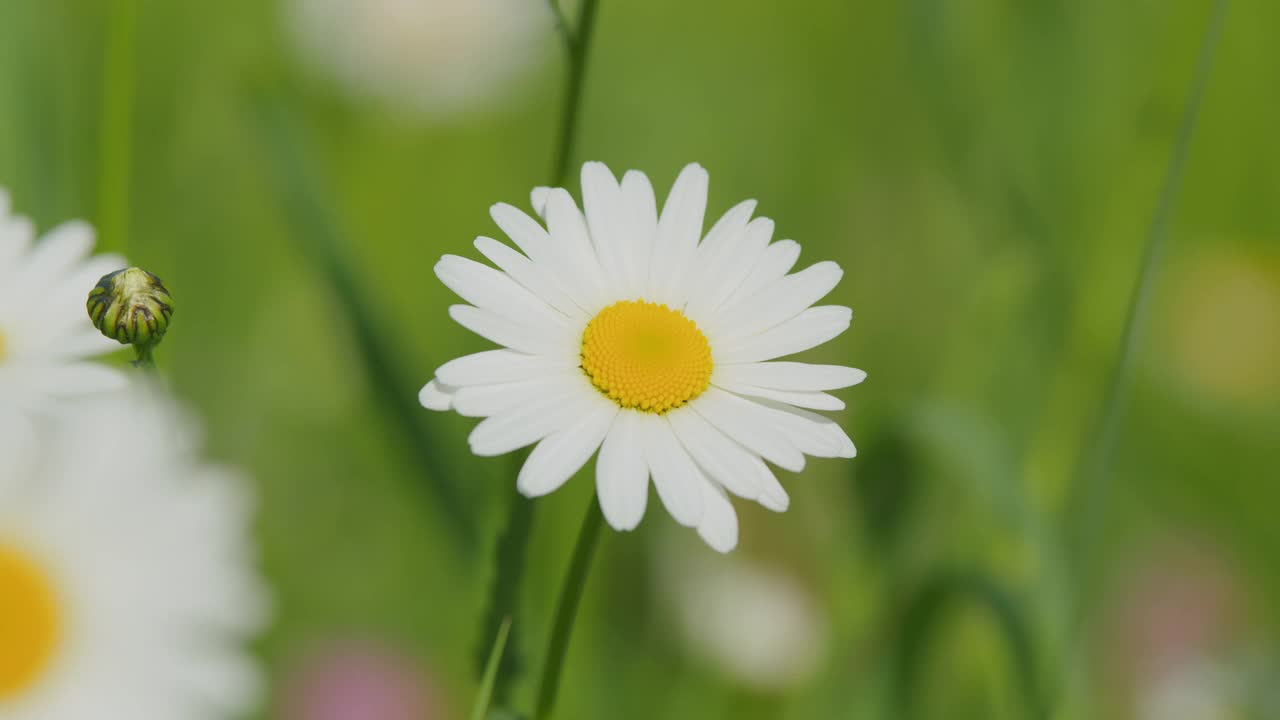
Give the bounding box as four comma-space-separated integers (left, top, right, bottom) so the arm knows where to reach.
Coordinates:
0, 329, 7, 361
0, 542, 61, 700
581, 300, 713, 413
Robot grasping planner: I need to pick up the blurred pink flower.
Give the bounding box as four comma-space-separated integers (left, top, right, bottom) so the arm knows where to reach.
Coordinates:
279, 640, 449, 720
1111, 540, 1242, 687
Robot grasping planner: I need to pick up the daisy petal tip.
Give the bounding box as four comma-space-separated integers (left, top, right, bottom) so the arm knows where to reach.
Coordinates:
530, 186, 553, 217
699, 528, 738, 554
678, 162, 708, 180
418, 381, 453, 411
598, 504, 641, 533
758, 485, 791, 513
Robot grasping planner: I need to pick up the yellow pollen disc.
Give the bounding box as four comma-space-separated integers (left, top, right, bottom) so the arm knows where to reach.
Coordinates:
0, 541, 62, 701
581, 300, 713, 413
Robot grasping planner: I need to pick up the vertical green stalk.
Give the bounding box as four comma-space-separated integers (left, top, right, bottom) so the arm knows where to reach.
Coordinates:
1065, 0, 1229, 570
533, 498, 605, 720
550, 0, 601, 186
97, 0, 138, 255
133, 346, 156, 371
474, 0, 604, 704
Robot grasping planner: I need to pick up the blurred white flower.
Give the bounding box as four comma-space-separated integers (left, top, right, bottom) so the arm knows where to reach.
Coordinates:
662, 546, 828, 691
420, 162, 862, 551
1138, 660, 1244, 720
285, 0, 551, 119
0, 189, 128, 423
0, 382, 270, 719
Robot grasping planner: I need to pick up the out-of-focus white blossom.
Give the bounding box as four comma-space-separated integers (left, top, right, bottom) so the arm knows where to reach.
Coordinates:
661, 543, 828, 690
0, 382, 270, 719
0, 189, 128, 425
285, 0, 552, 119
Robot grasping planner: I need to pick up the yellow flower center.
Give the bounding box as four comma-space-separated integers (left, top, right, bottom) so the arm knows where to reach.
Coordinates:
0, 541, 62, 701
581, 300, 713, 413
0, 328, 7, 361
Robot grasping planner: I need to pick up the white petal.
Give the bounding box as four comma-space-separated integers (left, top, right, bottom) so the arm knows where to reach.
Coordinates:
544, 188, 609, 311
0, 214, 35, 275
666, 406, 762, 501
468, 386, 595, 456
435, 349, 576, 387
706, 261, 842, 341
678, 199, 756, 311
685, 216, 773, 323
638, 413, 704, 527
689, 387, 805, 472
696, 479, 739, 553
713, 383, 845, 411
1, 220, 94, 306
448, 305, 574, 358
517, 397, 617, 497
720, 239, 801, 309
418, 380, 455, 411
435, 254, 571, 333
530, 186, 553, 218
620, 170, 658, 298
715, 306, 852, 364
714, 362, 866, 391
490, 202, 554, 263
754, 400, 857, 459
27, 362, 127, 395
648, 163, 708, 306
750, 456, 791, 512
596, 410, 649, 531
473, 236, 588, 321
451, 372, 582, 418
580, 162, 629, 293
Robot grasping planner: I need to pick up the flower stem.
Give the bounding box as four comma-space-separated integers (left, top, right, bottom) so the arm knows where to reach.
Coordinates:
97, 0, 138, 255
533, 497, 605, 720
549, 0, 601, 186
473, 0, 606, 702
132, 345, 156, 372
1065, 0, 1229, 572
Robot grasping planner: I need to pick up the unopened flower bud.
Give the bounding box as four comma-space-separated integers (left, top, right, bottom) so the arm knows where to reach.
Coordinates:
86, 267, 174, 350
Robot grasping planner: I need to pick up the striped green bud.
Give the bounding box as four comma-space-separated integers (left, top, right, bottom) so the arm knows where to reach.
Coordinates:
86, 267, 174, 350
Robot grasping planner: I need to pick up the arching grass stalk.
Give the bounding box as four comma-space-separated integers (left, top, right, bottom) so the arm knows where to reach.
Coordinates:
1065, 0, 1229, 578
889, 569, 1044, 720
1054, 0, 1229, 713
97, 0, 138, 255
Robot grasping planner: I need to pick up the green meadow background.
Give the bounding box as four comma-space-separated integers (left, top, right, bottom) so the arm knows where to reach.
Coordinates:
2, 0, 1277, 718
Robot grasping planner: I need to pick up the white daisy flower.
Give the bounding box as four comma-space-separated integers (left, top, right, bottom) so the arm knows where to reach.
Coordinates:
0, 189, 128, 422
284, 0, 551, 120
0, 383, 270, 719
419, 162, 864, 552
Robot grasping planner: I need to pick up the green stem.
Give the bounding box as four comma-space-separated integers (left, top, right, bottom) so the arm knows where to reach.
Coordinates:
1065, 0, 1228, 571
97, 0, 138, 255
132, 345, 156, 371
472, 0, 604, 701
546, 0, 574, 47
533, 498, 605, 720
550, 0, 601, 187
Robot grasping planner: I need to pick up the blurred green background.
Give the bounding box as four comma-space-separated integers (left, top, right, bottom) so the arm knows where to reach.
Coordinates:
2, 0, 1278, 717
